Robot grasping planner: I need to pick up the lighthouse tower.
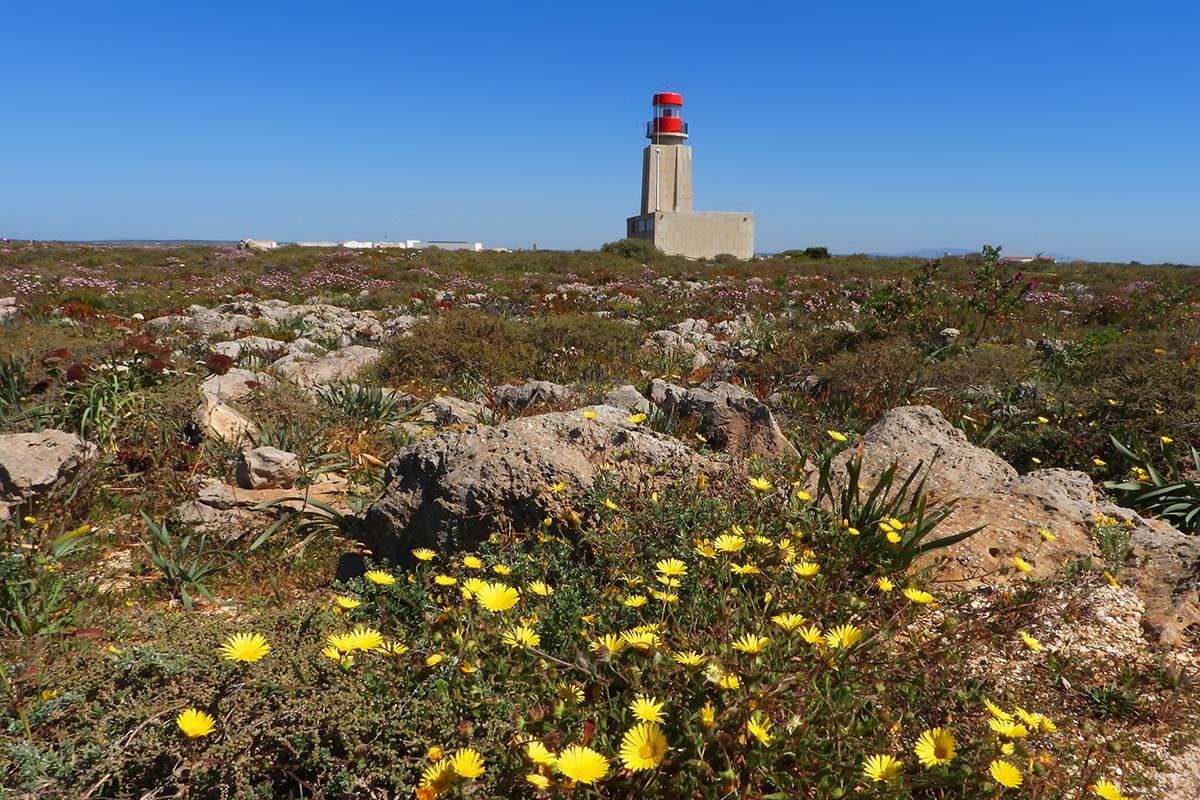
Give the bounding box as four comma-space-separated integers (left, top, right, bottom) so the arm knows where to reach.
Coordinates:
626, 92, 754, 260
641, 93, 693, 214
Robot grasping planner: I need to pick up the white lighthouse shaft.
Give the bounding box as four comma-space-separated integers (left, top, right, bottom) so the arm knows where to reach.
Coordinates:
641, 143, 693, 215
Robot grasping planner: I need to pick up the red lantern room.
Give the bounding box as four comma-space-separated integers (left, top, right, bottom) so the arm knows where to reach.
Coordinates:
646, 91, 688, 142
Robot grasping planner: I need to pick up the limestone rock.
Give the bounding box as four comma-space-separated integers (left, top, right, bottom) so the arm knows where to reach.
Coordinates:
831, 404, 1200, 643
194, 395, 258, 445
359, 405, 713, 559
0, 430, 99, 518
602, 384, 651, 415
199, 369, 275, 403
490, 380, 577, 410
236, 446, 300, 489
0, 297, 18, 325
649, 379, 797, 460
271, 345, 382, 389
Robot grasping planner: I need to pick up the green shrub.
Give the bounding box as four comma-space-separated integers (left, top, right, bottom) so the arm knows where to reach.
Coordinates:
600, 237, 659, 260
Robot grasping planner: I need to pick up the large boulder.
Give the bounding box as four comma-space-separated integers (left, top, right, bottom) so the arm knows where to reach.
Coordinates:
831, 405, 1200, 643
359, 405, 713, 559
0, 431, 98, 519
649, 379, 798, 460
271, 345, 382, 389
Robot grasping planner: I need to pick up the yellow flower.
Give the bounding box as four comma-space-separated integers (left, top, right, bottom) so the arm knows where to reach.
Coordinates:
1019, 631, 1043, 652
475, 581, 520, 612
862, 753, 903, 783
434, 574, 457, 586
650, 589, 679, 604
424, 653, 445, 667
621, 627, 662, 650
713, 533, 745, 553
827, 429, 848, 442
793, 560, 820, 577
1014, 706, 1057, 734
749, 476, 772, 492
876, 576, 895, 592
1036, 416, 1050, 424
364, 569, 395, 585
555, 745, 609, 784
528, 580, 554, 596
1092, 457, 1107, 467
412, 548, 436, 561
624, 594, 648, 608
556, 681, 585, 704
603, 498, 619, 511
825, 624, 863, 649
502, 625, 541, 648
655, 557, 687, 577
846, 526, 861, 536
730, 562, 761, 575
989, 758, 1022, 789
886, 530, 903, 544
462, 555, 483, 569
799, 625, 824, 645
627, 412, 647, 424
492, 564, 512, 576
1013, 555, 1033, 573
426, 745, 444, 762
525, 773, 550, 790
176, 707, 216, 738
902, 587, 934, 605
218, 632, 270, 663
418, 761, 456, 797
771, 612, 807, 632
700, 700, 716, 728
333, 595, 361, 611
582, 409, 597, 420
619, 722, 667, 771
590, 633, 627, 655
914, 727, 956, 767
449, 747, 485, 779
1037, 527, 1057, 542
460, 577, 488, 599
1161, 436, 1174, 445
793, 489, 812, 502
549, 480, 567, 494
746, 712, 774, 746
717, 672, 740, 690
1090, 778, 1130, 800
984, 698, 1014, 721
630, 694, 666, 723
1031, 456, 1042, 464
382, 640, 410, 655
988, 718, 1030, 739
672, 650, 708, 667
526, 740, 557, 765
732, 633, 770, 654
337, 625, 385, 652
693, 538, 717, 558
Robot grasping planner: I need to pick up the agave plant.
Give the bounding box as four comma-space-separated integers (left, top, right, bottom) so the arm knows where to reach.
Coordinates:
1105, 435, 1200, 533
315, 381, 419, 426
812, 449, 983, 572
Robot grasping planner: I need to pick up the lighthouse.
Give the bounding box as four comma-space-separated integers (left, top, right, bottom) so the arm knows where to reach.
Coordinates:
626, 92, 754, 260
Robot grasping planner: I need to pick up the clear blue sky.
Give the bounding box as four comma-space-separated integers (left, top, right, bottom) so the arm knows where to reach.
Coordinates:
2, 1, 1198, 263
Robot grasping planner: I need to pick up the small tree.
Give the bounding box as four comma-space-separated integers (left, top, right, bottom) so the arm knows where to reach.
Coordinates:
600, 238, 660, 260
963, 244, 1033, 346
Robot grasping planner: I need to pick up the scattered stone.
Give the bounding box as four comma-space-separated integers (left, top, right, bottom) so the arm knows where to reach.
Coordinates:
0, 431, 99, 520
359, 405, 713, 559
172, 475, 348, 541
236, 446, 301, 490
0, 297, 18, 324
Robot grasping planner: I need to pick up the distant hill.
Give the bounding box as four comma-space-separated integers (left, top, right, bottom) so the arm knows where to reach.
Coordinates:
876, 247, 1081, 263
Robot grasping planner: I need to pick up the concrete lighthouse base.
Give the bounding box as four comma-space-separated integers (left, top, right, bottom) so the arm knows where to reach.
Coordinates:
626, 211, 755, 260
